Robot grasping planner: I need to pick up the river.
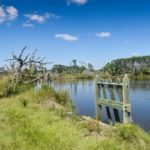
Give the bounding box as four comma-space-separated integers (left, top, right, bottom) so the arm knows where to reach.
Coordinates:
52, 79, 150, 131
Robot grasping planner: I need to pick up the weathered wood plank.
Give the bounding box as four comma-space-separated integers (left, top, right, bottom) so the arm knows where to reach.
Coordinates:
101, 84, 112, 125
95, 74, 132, 126
98, 82, 123, 87
108, 78, 120, 122
123, 74, 132, 123
116, 77, 123, 102
98, 98, 123, 110
94, 75, 102, 121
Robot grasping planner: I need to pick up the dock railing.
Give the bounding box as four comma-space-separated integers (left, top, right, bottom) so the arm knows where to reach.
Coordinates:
94, 74, 132, 125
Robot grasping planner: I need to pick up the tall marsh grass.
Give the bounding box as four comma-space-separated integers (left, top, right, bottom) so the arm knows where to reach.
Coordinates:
0, 83, 149, 149
0, 75, 17, 97
0, 92, 149, 150
35, 85, 71, 106
0, 75, 32, 98
0, 75, 149, 149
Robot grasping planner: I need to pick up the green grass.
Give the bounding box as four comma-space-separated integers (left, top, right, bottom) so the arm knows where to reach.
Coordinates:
52, 73, 94, 81
0, 75, 32, 98
0, 75, 16, 97
0, 88, 149, 150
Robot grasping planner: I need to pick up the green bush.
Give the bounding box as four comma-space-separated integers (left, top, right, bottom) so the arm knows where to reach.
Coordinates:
113, 124, 150, 148
35, 85, 56, 103
0, 76, 17, 97
55, 90, 70, 105
35, 85, 70, 106
115, 124, 140, 142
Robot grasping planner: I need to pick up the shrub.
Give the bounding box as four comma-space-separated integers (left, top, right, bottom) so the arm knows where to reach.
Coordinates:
35, 85, 56, 103
115, 124, 141, 142
0, 75, 17, 97
114, 124, 150, 148
35, 85, 71, 106
55, 90, 70, 105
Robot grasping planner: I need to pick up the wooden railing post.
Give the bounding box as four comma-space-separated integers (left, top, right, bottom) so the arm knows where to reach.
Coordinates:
94, 75, 102, 121
95, 74, 132, 125
123, 74, 132, 123
101, 78, 112, 125
108, 78, 120, 123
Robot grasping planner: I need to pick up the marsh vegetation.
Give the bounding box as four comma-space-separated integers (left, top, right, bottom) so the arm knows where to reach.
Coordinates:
0, 83, 150, 150
0, 48, 149, 150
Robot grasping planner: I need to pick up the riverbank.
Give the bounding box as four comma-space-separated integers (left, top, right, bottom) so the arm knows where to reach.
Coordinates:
52, 73, 94, 81
51, 73, 150, 81
130, 75, 150, 80
0, 86, 149, 150
96, 74, 150, 81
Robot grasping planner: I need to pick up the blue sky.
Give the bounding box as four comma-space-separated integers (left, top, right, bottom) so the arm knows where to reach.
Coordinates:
0, 0, 150, 69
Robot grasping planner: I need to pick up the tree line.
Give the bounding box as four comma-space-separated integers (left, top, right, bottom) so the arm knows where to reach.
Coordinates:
51, 59, 94, 74
102, 56, 150, 76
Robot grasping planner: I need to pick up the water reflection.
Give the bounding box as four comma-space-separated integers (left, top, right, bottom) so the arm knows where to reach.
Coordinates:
131, 80, 150, 91
130, 80, 150, 131
53, 80, 95, 117
53, 80, 150, 131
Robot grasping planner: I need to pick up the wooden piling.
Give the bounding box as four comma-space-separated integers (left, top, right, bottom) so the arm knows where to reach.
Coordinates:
94, 75, 102, 121
94, 74, 132, 125
123, 74, 132, 123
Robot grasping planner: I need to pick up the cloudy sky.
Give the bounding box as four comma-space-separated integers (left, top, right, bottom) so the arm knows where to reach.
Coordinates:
0, 0, 150, 68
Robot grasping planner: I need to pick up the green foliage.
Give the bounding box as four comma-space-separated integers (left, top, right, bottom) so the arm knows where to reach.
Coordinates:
53, 73, 94, 81
116, 124, 140, 141
35, 85, 55, 101
0, 75, 17, 97
52, 64, 86, 74
0, 88, 149, 150
102, 55, 150, 76
34, 85, 71, 107
51, 60, 95, 80
112, 124, 150, 149
55, 90, 69, 105
0, 75, 33, 98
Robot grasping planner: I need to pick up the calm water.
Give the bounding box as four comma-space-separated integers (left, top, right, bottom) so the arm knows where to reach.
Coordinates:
53, 80, 150, 131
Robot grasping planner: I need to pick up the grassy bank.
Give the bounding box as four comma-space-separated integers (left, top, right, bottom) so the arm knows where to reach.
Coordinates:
96, 74, 150, 81
130, 75, 150, 80
52, 73, 94, 81
0, 85, 150, 150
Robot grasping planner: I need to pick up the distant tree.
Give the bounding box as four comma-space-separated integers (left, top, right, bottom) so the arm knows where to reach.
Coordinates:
52, 65, 68, 74
87, 63, 94, 71
72, 59, 77, 67
51, 63, 87, 74
102, 56, 150, 76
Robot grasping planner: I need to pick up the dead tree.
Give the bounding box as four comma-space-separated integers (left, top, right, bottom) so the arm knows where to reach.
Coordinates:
5, 47, 53, 85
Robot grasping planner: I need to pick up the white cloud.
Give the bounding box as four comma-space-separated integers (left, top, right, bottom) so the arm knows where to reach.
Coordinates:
24, 13, 60, 24
67, 0, 88, 5
55, 34, 78, 42
0, 6, 6, 23
6, 6, 18, 20
22, 22, 34, 27
0, 5, 18, 24
96, 32, 111, 38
